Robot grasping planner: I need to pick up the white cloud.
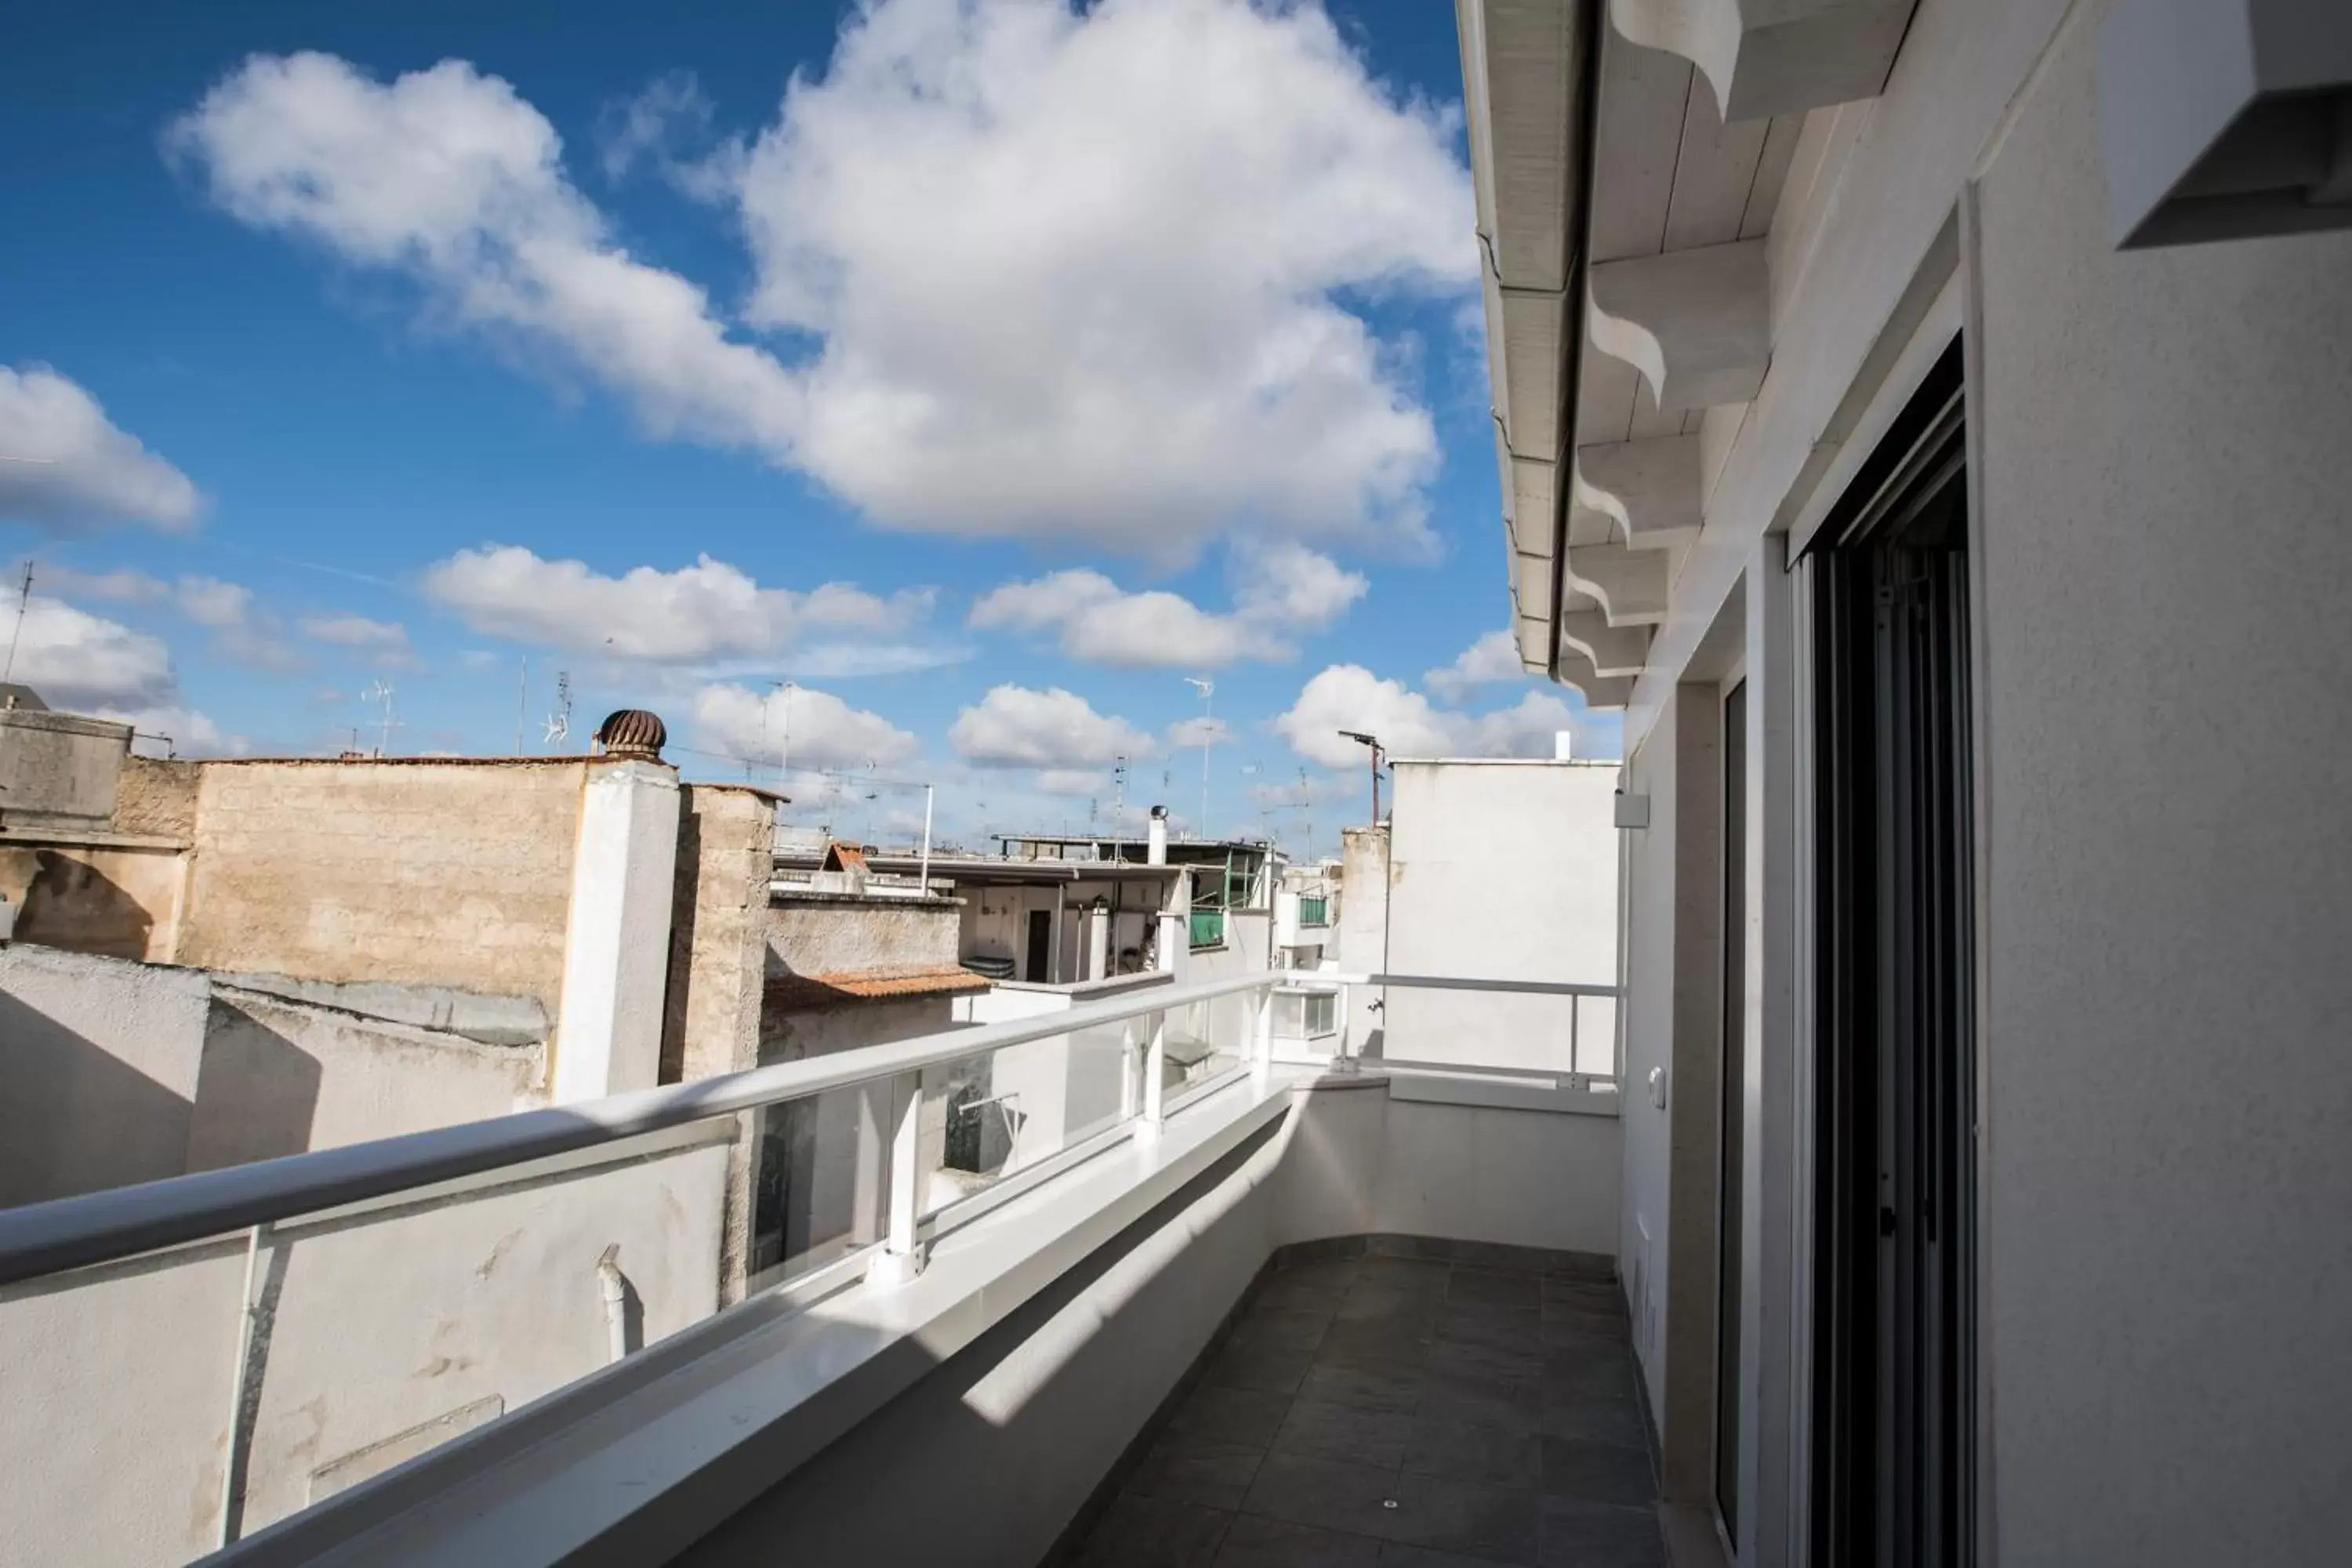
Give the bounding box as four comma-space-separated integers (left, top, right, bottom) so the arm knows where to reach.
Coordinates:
1033, 768, 1106, 797
971, 544, 1367, 668
32, 564, 172, 604
735, 0, 1472, 551
949, 684, 1154, 769
302, 612, 416, 668
597, 71, 715, 183
301, 612, 408, 649
1425, 628, 1524, 702
33, 565, 296, 670
691, 681, 919, 771
0, 587, 238, 752
1167, 715, 1234, 751
172, 7, 1472, 554
0, 368, 202, 532
1273, 663, 1589, 768
420, 544, 925, 662
169, 53, 806, 460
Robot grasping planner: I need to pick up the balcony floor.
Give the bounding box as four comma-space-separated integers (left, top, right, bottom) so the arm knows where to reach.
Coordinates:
1069, 1244, 1664, 1567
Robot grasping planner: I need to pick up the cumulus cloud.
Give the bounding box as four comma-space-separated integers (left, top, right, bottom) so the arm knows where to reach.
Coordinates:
949, 684, 1155, 769
419, 544, 926, 662
597, 70, 717, 184
33, 564, 296, 670
735, 0, 1473, 550
1033, 768, 1107, 797
0, 587, 235, 751
691, 681, 920, 771
302, 612, 416, 667
971, 543, 1367, 668
171, 5, 1471, 553
169, 53, 806, 459
1273, 664, 1590, 768
1425, 628, 1525, 702
0, 368, 202, 532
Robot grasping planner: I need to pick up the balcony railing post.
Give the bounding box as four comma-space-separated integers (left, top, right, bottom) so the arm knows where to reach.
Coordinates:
1570, 993, 1581, 1076
869, 1069, 926, 1286
1140, 1011, 1167, 1134
1119, 1021, 1139, 1121
1252, 985, 1272, 1074
1334, 982, 1355, 1073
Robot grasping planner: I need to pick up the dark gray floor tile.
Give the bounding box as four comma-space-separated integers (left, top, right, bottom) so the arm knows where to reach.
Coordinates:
1301, 1360, 1426, 1415
1536, 1498, 1666, 1568
1276, 1397, 1414, 1468
1541, 1348, 1638, 1404
1441, 1301, 1544, 1346
1131, 1432, 1268, 1510
1421, 1335, 1552, 1382
1356, 1254, 1454, 1294
1171, 1383, 1294, 1446
1539, 1316, 1630, 1353
1384, 1471, 1541, 1563
1403, 1414, 1544, 1490
1338, 1283, 1448, 1325
1538, 1437, 1656, 1508
1272, 1256, 1363, 1291
1240, 1450, 1403, 1541
1377, 1545, 1506, 1567
1539, 1276, 1624, 1312
1076, 1492, 1233, 1568
1213, 1512, 1385, 1567
1449, 1268, 1541, 1310
1418, 1366, 1540, 1436
1237, 1300, 1339, 1345
1537, 1392, 1648, 1449
1319, 1319, 1437, 1371
1209, 1341, 1318, 1395
1541, 1250, 1617, 1282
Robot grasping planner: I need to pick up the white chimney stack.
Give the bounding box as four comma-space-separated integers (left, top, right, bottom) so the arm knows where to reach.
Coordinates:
1554, 730, 1575, 761
1148, 804, 1169, 865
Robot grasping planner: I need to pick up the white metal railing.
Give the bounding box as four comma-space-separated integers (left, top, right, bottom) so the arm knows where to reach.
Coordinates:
1271, 971, 1621, 1087
0, 971, 1280, 1291
0, 965, 1618, 1560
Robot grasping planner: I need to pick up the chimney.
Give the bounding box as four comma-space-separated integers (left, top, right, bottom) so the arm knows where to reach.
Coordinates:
1147, 804, 1169, 865
1553, 730, 1575, 762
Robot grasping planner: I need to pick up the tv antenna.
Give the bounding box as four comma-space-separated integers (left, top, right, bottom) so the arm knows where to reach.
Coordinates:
1182, 676, 1214, 839
2, 560, 33, 688
543, 670, 572, 749
365, 681, 397, 757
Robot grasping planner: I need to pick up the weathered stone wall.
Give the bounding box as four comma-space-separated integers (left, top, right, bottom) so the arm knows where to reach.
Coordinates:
176, 760, 590, 1017
0, 840, 188, 961
112, 755, 199, 839
661, 784, 776, 1086
764, 892, 963, 976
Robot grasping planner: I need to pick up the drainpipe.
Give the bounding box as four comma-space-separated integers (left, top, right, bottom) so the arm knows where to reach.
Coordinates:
596, 1244, 629, 1365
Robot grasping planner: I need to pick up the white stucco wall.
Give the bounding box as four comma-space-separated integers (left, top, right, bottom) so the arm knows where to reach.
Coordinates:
551, 761, 680, 1102
0, 945, 212, 1205
1967, 8, 2352, 1563
1381, 761, 1621, 1073
0, 1136, 729, 1567
1617, 701, 1679, 1415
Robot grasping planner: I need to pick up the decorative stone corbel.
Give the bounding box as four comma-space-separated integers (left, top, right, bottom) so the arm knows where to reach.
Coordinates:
1562, 609, 1652, 678
1565, 543, 1669, 626
1588, 238, 1770, 412
1608, 0, 1916, 123
1573, 434, 1703, 550
1558, 643, 1637, 711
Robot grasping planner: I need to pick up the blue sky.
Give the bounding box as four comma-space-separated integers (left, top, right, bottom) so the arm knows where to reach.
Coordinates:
0, 0, 1615, 851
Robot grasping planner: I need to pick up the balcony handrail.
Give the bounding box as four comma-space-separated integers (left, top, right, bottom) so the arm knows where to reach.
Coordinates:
1276, 971, 1621, 998
0, 969, 1279, 1290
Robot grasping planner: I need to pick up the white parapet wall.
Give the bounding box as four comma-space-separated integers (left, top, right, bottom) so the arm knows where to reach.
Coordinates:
551, 760, 681, 1102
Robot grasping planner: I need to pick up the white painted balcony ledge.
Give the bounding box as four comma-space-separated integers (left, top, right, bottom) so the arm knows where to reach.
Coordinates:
209, 1062, 1623, 1567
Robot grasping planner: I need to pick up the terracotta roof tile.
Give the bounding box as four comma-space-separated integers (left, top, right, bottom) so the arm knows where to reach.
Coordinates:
764, 964, 994, 1008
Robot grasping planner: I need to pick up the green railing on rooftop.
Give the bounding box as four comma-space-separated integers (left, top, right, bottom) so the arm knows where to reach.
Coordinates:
1189, 909, 1226, 949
